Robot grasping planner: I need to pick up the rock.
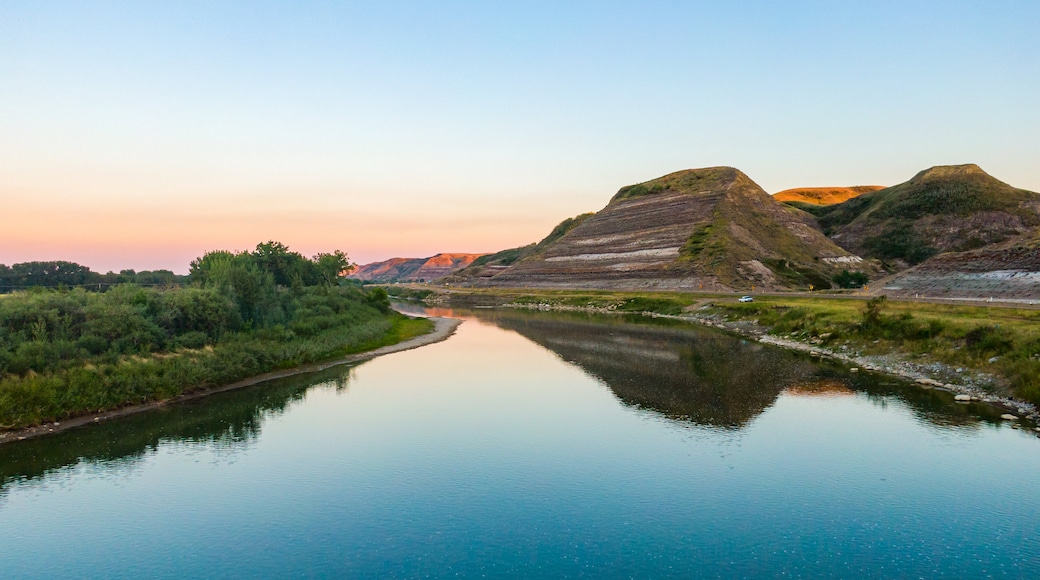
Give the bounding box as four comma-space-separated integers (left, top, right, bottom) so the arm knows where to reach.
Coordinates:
954, 394, 971, 402
1001, 414, 1019, 421
988, 356, 1000, 364
850, 367, 859, 372
955, 367, 964, 373
916, 378, 942, 387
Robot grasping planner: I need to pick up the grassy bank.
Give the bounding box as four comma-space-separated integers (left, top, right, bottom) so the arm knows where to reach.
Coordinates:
0, 242, 439, 431
0, 296, 431, 430
394, 285, 1040, 405
711, 296, 1040, 403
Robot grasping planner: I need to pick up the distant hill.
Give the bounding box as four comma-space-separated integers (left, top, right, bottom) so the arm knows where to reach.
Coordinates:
808, 164, 1040, 268
774, 186, 883, 206
446, 213, 594, 283
465, 167, 872, 291
349, 253, 486, 282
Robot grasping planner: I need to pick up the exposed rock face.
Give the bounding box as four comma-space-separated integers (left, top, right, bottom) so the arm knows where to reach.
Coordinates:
812, 164, 1040, 268
476, 167, 865, 291
774, 186, 883, 206
350, 253, 486, 282
879, 233, 1040, 302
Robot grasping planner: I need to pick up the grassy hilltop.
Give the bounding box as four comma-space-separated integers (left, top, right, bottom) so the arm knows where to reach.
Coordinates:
806, 164, 1040, 267
774, 185, 883, 207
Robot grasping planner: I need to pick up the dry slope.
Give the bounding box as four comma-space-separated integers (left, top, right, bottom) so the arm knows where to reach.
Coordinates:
474, 167, 871, 291
350, 253, 486, 282
879, 232, 1040, 302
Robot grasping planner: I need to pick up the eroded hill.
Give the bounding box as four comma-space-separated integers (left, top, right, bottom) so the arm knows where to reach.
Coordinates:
467, 167, 871, 291
774, 185, 883, 206
446, 213, 594, 283
809, 164, 1040, 268
349, 253, 486, 282
879, 232, 1040, 302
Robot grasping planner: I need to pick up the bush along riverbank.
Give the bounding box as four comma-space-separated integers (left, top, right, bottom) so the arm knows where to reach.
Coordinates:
0, 243, 433, 431
391, 285, 1040, 420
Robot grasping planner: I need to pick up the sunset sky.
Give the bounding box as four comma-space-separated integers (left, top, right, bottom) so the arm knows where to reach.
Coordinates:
2, 1, 1038, 272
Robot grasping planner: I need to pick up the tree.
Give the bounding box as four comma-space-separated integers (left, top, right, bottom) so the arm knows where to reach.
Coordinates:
314, 251, 354, 286
190, 250, 236, 286
252, 241, 317, 287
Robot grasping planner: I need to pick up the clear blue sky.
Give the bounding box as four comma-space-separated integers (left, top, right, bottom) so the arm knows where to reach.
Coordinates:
2, 1, 1038, 270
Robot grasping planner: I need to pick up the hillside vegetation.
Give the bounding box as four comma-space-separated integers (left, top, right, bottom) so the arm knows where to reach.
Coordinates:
807, 164, 1040, 267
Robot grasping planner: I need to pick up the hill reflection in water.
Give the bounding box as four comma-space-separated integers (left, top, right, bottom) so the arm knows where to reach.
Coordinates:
490, 311, 815, 428
0, 307, 1012, 496
480, 309, 1007, 431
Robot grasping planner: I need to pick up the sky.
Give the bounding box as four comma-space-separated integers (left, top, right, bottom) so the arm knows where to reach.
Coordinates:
2, 1, 1038, 273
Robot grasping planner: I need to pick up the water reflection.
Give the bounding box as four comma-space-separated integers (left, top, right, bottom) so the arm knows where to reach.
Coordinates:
476, 309, 1010, 432
0, 307, 1018, 497
488, 311, 813, 428
0, 365, 356, 493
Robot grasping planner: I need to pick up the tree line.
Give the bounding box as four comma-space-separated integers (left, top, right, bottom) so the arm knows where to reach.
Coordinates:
0, 241, 415, 430
0, 241, 352, 293
0, 261, 186, 292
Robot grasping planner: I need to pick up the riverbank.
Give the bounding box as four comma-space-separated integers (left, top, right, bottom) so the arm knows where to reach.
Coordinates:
388, 285, 1040, 424
0, 317, 461, 445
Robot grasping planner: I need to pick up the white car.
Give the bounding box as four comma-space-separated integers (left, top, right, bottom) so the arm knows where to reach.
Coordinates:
738, 295, 754, 303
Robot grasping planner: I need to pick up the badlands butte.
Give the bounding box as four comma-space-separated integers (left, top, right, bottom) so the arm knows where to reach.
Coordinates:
355, 163, 1040, 302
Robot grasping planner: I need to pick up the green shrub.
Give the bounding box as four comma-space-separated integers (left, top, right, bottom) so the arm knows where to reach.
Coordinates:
832, 270, 869, 289
964, 325, 1014, 356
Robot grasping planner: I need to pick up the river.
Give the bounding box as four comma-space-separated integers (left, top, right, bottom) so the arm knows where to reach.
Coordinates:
1, 307, 1038, 578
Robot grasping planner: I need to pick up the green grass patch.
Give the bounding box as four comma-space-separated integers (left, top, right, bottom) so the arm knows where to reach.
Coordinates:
713, 295, 1040, 403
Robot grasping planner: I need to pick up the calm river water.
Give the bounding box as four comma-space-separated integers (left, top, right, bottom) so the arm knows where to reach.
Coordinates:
1, 307, 1038, 578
